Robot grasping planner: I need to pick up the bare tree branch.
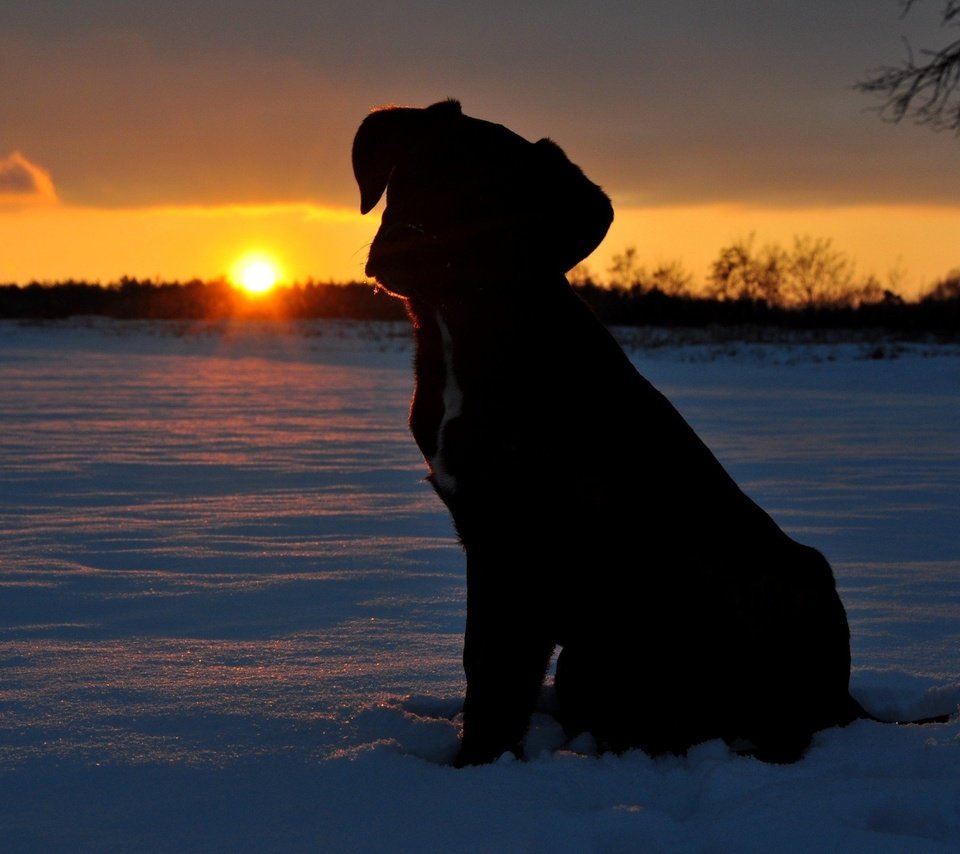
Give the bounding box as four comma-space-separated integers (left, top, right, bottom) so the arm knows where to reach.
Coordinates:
901, 0, 960, 23
857, 1, 960, 132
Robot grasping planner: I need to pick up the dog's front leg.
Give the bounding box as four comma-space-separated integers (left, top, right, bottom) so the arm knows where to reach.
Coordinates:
454, 547, 554, 767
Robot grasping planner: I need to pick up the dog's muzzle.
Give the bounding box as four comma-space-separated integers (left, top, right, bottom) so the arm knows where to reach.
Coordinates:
365, 222, 438, 282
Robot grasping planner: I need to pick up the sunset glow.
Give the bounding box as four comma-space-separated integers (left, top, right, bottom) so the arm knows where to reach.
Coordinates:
2, 201, 959, 300
231, 253, 282, 295
4, 1, 960, 301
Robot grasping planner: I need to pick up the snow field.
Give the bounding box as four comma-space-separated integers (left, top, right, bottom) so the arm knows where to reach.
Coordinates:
0, 319, 957, 852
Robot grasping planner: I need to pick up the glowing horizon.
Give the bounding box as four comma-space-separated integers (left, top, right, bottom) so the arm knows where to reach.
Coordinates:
2, 199, 959, 301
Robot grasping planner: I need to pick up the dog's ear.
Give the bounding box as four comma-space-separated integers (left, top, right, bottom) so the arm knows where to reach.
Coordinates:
352, 99, 463, 214
531, 138, 614, 272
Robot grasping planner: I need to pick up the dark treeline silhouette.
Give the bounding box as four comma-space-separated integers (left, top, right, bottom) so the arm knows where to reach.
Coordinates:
0, 278, 407, 322
1, 273, 959, 337
574, 281, 960, 337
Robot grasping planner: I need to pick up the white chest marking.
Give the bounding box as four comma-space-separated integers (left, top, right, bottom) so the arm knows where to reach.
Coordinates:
429, 311, 462, 496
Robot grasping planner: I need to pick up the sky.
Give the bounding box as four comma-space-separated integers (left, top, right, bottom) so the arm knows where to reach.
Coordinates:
2, 0, 959, 297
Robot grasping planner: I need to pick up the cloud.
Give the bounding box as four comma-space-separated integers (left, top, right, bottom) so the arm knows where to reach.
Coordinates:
0, 151, 58, 204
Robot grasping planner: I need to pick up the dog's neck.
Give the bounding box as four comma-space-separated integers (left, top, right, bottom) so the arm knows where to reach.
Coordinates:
404, 272, 569, 339
402, 272, 574, 470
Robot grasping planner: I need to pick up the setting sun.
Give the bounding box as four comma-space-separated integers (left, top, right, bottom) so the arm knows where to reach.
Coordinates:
231, 253, 282, 295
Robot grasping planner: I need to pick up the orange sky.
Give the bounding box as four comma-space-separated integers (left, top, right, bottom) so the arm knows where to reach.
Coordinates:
2, 2, 959, 299
3, 196, 958, 300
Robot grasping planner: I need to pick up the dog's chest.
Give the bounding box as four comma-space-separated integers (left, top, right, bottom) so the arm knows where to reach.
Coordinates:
418, 312, 463, 499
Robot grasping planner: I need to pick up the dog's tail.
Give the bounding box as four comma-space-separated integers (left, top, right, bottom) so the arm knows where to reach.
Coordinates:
847, 694, 952, 726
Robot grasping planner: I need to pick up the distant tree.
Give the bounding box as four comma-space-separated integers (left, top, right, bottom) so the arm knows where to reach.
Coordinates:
846, 274, 904, 308
647, 260, 694, 297
607, 246, 646, 289
707, 234, 785, 303
705, 235, 876, 308
607, 247, 694, 296
857, 0, 960, 132
921, 268, 960, 299
568, 262, 598, 287
780, 235, 856, 308
884, 258, 911, 295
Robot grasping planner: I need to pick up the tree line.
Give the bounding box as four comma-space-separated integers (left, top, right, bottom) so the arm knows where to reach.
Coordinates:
1, 236, 958, 336
0, 278, 408, 322
569, 233, 959, 335
595, 234, 932, 308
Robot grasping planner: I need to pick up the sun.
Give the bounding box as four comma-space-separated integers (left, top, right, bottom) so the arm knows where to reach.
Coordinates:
231, 253, 282, 295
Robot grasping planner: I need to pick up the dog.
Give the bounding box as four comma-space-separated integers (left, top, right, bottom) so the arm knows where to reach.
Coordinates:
352, 99, 942, 766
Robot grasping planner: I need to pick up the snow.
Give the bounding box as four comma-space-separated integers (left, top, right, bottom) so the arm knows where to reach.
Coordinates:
1, 317, 958, 852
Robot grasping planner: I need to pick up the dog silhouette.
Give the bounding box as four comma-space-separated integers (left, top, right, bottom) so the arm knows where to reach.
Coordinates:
353, 99, 880, 766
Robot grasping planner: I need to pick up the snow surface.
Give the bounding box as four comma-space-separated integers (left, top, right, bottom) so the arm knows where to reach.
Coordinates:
1, 318, 958, 852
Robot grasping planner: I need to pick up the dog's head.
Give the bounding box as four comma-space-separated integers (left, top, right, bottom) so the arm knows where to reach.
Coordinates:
353, 99, 613, 299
